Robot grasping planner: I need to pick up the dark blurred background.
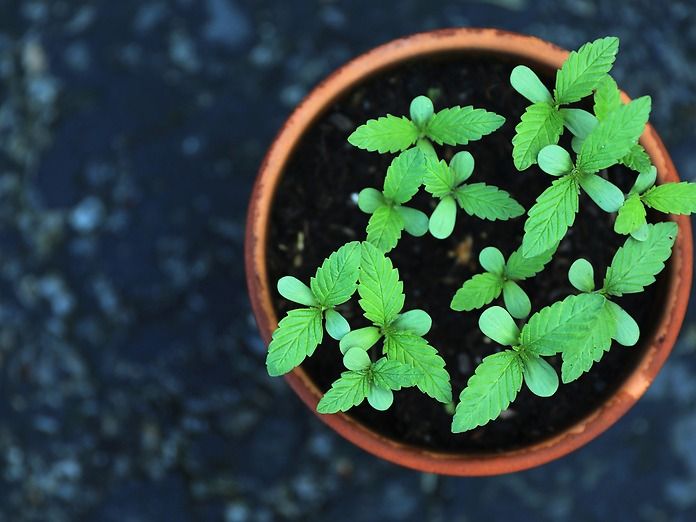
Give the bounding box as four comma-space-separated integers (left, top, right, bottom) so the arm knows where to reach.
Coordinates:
0, 0, 695, 520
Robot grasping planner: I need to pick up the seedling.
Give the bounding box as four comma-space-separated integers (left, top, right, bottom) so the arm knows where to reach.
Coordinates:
265, 36, 694, 435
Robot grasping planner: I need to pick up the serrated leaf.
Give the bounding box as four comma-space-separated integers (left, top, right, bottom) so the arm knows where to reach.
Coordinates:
502, 280, 531, 319
614, 193, 647, 235
576, 96, 651, 174
512, 102, 564, 171
522, 175, 579, 257
317, 370, 370, 413
423, 159, 456, 198
593, 74, 621, 121
560, 301, 615, 383
348, 115, 419, 153
310, 242, 362, 307
520, 293, 605, 356
452, 350, 523, 433
366, 205, 404, 253
454, 183, 525, 221
384, 331, 452, 403
429, 195, 457, 239
383, 148, 426, 204
450, 272, 504, 312
358, 242, 404, 327
603, 222, 677, 296
266, 308, 324, 376
277, 276, 318, 307
621, 144, 652, 174
425, 106, 505, 146
643, 182, 696, 215
554, 37, 619, 105
510, 65, 553, 104
396, 206, 429, 237
371, 358, 420, 390
504, 244, 557, 281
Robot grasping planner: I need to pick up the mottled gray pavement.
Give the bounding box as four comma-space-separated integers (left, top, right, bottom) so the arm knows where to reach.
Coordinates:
0, 0, 695, 520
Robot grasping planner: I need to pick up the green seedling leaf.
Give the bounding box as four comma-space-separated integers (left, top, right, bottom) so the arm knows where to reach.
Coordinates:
538, 144, 573, 176
395, 206, 429, 237
554, 36, 619, 105
510, 65, 553, 103
454, 183, 525, 221
521, 353, 559, 397
392, 309, 432, 336
343, 347, 371, 371
416, 138, 438, 160
479, 246, 506, 275
358, 242, 404, 327
578, 173, 625, 213
522, 175, 579, 257
452, 350, 523, 432
348, 115, 419, 153
630, 166, 657, 195
384, 331, 452, 403
593, 74, 621, 120
310, 241, 362, 307
383, 148, 426, 205
502, 280, 531, 319
426, 106, 505, 146
560, 108, 597, 139
479, 306, 520, 346
520, 293, 605, 356
643, 182, 696, 215
568, 258, 595, 292
505, 244, 557, 281
603, 222, 677, 296
429, 195, 457, 239
366, 205, 403, 252
367, 384, 394, 410
630, 223, 650, 241
277, 276, 318, 307
606, 300, 640, 346
339, 326, 381, 354
622, 144, 652, 175
358, 187, 386, 214
410, 95, 434, 128
266, 308, 324, 376
560, 301, 615, 383
576, 96, 651, 174
325, 309, 350, 341
512, 101, 564, 171
451, 272, 504, 312
317, 370, 370, 413
450, 151, 475, 185
424, 159, 457, 198
371, 358, 420, 390
614, 193, 647, 235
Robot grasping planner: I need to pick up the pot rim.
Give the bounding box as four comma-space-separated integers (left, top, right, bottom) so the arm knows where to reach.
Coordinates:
245, 28, 693, 476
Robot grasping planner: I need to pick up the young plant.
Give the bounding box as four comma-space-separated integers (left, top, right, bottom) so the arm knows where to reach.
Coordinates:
561, 222, 677, 383
423, 152, 524, 239
521, 94, 650, 256
450, 244, 556, 319
358, 148, 429, 252
510, 36, 619, 170
452, 293, 605, 432
348, 95, 505, 154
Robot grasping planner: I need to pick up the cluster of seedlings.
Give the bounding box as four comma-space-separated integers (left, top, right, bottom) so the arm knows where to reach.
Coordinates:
265, 37, 696, 433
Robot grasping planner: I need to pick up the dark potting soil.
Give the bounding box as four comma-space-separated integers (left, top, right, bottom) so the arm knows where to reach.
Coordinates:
265, 53, 668, 453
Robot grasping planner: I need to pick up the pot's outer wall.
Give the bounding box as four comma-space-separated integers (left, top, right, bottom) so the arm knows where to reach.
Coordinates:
245, 28, 693, 476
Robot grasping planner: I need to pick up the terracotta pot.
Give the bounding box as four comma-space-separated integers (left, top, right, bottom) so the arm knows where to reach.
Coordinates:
245, 28, 693, 475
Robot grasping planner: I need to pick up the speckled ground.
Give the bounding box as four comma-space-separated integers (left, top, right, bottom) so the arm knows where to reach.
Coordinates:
0, 0, 695, 521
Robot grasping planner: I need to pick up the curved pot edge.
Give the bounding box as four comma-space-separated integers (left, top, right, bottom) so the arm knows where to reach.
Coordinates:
244, 27, 693, 476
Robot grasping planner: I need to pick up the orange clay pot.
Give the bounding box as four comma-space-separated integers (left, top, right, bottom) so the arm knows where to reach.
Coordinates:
245, 28, 693, 476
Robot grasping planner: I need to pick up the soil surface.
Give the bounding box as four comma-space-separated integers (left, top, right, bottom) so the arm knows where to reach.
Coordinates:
267, 53, 667, 452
